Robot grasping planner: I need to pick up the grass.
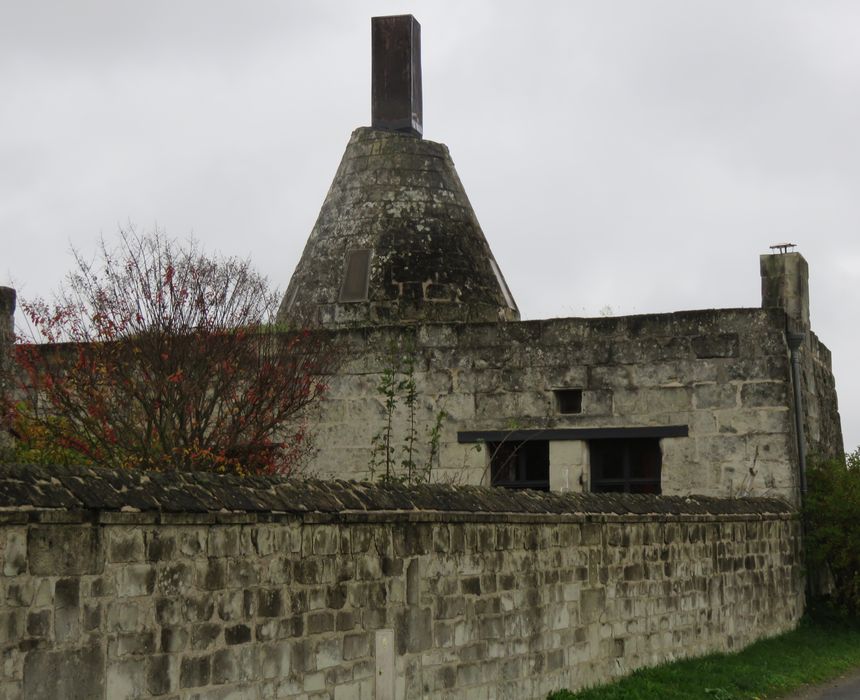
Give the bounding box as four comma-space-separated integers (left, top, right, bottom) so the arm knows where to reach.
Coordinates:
548, 609, 860, 700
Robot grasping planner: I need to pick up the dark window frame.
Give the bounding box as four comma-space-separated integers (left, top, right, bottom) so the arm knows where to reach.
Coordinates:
488, 440, 550, 491
589, 438, 662, 494
457, 425, 688, 444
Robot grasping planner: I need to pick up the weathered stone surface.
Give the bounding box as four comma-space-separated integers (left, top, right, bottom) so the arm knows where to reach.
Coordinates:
22, 644, 104, 699
277, 127, 519, 328
0, 474, 802, 700
269, 303, 839, 502
0, 462, 794, 517
28, 525, 102, 575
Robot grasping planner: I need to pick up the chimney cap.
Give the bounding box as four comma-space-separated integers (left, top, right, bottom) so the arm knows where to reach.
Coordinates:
769, 243, 797, 254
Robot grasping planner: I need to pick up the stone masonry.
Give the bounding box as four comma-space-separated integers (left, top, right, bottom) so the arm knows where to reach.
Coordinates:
0, 464, 803, 699
303, 304, 841, 503
277, 128, 518, 329
270, 14, 843, 504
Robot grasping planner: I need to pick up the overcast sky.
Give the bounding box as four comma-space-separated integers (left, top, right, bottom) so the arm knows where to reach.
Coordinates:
2, 1, 858, 451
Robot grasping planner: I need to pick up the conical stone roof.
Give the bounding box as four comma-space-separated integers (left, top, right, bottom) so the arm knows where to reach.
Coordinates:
277, 127, 519, 328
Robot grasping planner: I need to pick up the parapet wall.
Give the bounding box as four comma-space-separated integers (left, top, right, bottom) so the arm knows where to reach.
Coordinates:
802, 331, 844, 458
0, 464, 803, 699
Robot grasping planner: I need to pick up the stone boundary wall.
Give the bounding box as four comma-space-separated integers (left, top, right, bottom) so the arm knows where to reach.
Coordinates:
0, 465, 802, 699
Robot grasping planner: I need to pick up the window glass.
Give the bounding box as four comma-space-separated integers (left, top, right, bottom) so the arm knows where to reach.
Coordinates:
590, 438, 662, 494
488, 440, 549, 490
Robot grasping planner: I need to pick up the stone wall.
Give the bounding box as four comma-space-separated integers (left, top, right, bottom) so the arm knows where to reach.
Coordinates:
312, 307, 810, 501
0, 464, 803, 699
800, 331, 843, 459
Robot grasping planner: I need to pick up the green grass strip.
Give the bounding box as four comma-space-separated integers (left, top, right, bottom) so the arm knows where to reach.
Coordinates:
548, 615, 860, 700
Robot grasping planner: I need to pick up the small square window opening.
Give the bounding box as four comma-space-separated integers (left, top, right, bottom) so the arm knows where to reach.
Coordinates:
554, 389, 583, 414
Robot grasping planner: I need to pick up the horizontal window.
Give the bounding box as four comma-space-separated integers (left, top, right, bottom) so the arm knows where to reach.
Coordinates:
590, 438, 661, 494
489, 440, 549, 491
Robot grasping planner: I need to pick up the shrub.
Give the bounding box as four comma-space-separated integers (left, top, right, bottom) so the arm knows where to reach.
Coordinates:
4, 228, 335, 475
804, 448, 860, 614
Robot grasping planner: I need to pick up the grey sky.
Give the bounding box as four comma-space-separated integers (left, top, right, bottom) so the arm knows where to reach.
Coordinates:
2, 1, 858, 451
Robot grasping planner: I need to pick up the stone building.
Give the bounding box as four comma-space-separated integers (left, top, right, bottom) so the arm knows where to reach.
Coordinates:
277, 15, 843, 503
0, 17, 842, 699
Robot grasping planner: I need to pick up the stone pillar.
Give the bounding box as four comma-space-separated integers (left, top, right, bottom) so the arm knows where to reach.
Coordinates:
0, 287, 14, 343
760, 252, 809, 332
0, 287, 16, 456
549, 441, 587, 493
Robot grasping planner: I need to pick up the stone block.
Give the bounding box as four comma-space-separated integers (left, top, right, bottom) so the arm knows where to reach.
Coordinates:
211, 648, 241, 685
336, 610, 356, 632
217, 589, 249, 622
23, 645, 104, 700
26, 609, 51, 638
117, 564, 156, 597
109, 529, 145, 563
226, 558, 259, 588
55, 577, 80, 608
693, 382, 738, 410
393, 523, 432, 557
183, 593, 215, 622
395, 607, 433, 654
3, 529, 27, 576
257, 588, 284, 618
117, 630, 157, 656
157, 561, 194, 596
90, 576, 115, 598
208, 528, 240, 558
55, 604, 80, 643
180, 655, 211, 689
550, 441, 587, 493
315, 637, 342, 670
107, 599, 141, 633
740, 381, 789, 408
179, 529, 206, 557
28, 526, 103, 576
307, 611, 334, 635
260, 641, 291, 679
692, 333, 739, 359
104, 660, 145, 698
327, 583, 348, 610
587, 365, 633, 390
198, 558, 226, 591
160, 625, 188, 653
5, 579, 34, 607
190, 622, 222, 650
580, 589, 606, 623
146, 654, 175, 695
225, 623, 252, 645
145, 531, 176, 562
343, 632, 371, 660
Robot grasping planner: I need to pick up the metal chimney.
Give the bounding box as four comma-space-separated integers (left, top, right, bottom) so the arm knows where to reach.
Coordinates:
371, 15, 423, 137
